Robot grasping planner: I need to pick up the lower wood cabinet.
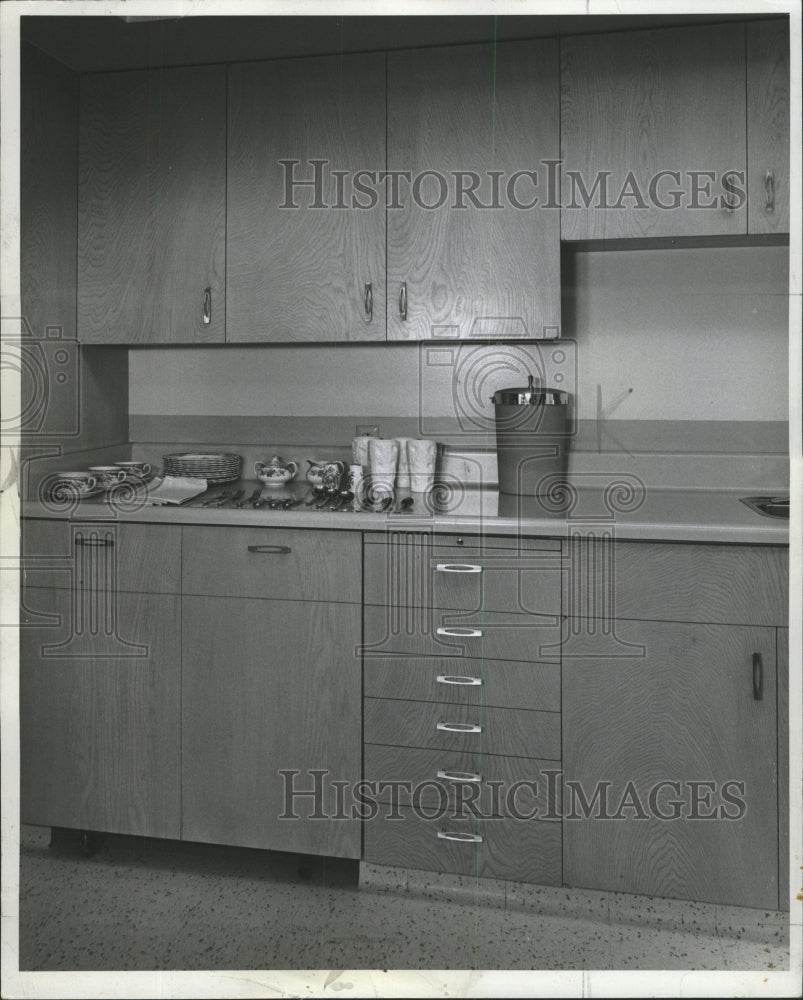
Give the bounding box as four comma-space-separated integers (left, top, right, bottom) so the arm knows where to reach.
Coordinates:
181, 595, 361, 858
20, 586, 181, 839
562, 620, 779, 909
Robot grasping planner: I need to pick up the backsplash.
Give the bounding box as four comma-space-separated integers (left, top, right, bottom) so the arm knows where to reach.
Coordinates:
129, 245, 789, 424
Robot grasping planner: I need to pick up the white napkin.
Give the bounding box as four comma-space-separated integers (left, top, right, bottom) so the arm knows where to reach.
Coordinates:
148, 476, 208, 505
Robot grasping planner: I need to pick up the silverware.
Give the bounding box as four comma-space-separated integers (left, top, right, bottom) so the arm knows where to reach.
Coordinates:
199, 490, 233, 507
329, 489, 354, 511
282, 496, 303, 509
251, 489, 266, 508
237, 488, 262, 508
216, 489, 245, 508
305, 486, 327, 506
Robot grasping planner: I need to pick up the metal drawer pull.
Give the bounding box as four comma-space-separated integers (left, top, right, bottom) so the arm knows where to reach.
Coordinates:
247, 545, 292, 554
437, 831, 482, 844
436, 674, 482, 686
765, 170, 775, 213
75, 537, 114, 547
364, 282, 373, 321
437, 627, 482, 638
435, 563, 482, 574
752, 652, 763, 701
437, 721, 482, 734
399, 282, 407, 321
437, 769, 481, 783
202, 286, 212, 324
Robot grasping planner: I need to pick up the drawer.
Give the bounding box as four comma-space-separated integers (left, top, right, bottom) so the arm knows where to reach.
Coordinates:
366, 531, 561, 552
364, 697, 561, 760
182, 526, 361, 603
364, 743, 562, 817
364, 534, 561, 615
22, 519, 181, 594
566, 540, 788, 627
363, 803, 562, 884
363, 604, 562, 663
364, 655, 560, 711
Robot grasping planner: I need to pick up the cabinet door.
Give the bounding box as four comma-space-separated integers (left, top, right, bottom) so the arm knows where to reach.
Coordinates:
182, 596, 361, 858
747, 19, 790, 234
777, 627, 788, 907
563, 620, 778, 908
227, 54, 386, 342
20, 587, 181, 838
78, 65, 226, 343
387, 40, 560, 340
561, 24, 747, 239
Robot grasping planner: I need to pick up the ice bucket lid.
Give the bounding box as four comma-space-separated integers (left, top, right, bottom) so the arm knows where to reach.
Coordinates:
491, 374, 570, 406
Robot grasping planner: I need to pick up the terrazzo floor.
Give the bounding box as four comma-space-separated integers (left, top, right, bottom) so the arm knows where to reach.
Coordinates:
18, 824, 791, 973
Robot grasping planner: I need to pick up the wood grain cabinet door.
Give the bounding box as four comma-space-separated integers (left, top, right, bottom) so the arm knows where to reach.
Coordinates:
78, 65, 226, 344
182, 596, 361, 858
561, 24, 747, 239
20, 587, 181, 838
563, 620, 779, 908
227, 54, 386, 342
747, 19, 790, 234
387, 40, 561, 341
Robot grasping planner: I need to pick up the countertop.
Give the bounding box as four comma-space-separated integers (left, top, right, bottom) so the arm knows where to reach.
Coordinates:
21, 481, 790, 545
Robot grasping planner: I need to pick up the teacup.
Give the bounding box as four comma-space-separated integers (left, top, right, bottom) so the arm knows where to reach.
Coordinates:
88, 465, 127, 490
321, 461, 345, 490
54, 471, 97, 494
115, 461, 151, 480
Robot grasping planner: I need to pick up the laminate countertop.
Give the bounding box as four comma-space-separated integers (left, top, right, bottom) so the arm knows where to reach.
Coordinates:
21, 482, 790, 545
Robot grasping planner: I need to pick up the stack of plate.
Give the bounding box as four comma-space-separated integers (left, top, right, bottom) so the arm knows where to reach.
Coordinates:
162, 452, 242, 485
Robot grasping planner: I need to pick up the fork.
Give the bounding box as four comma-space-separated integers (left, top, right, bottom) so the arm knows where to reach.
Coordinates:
199, 489, 233, 507
236, 488, 263, 508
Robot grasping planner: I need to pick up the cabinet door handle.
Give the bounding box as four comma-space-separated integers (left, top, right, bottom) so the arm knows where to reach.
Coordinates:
247, 545, 291, 554
752, 652, 764, 701
75, 536, 114, 547
363, 282, 373, 322
765, 171, 775, 213
437, 627, 482, 638
437, 721, 482, 734
435, 563, 482, 574
202, 287, 212, 325
437, 769, 481, 783
399, 282, 407, 322
437, 830, 482, 844
436, 674, 482, 686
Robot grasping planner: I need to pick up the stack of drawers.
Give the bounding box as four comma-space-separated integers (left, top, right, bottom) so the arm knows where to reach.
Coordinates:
362, 530, 564, 884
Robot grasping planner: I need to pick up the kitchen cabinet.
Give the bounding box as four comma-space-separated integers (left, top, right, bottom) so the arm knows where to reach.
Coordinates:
362, 530, 563, 883
227, 54, 386, 342
387, 40, 561, 340
563, 620, 778, 909
562, 539, 789, 909
78, 65, 226, 344
747, 19, 790, 234
561, 24, 748, 240
181, 528, 362, 858
20, 521, 182, 838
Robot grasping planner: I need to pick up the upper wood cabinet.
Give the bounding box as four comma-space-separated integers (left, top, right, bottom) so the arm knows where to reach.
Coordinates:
387, 40, 561, 340
227, 54, 386, 342
78, 65, 226, 344
747, 19, 790, 234
561, 24, 748, 240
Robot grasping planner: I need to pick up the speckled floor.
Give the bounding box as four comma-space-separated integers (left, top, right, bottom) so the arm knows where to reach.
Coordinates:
18, 824, 789, 972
